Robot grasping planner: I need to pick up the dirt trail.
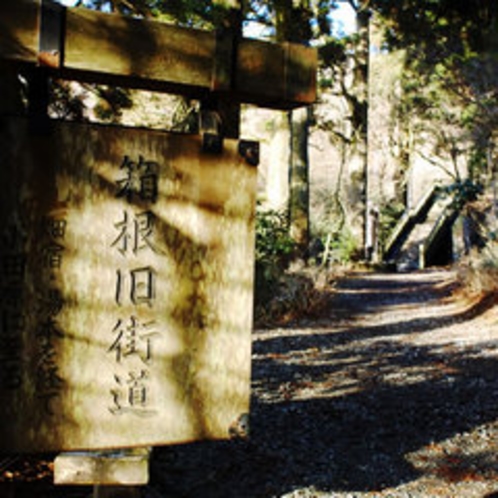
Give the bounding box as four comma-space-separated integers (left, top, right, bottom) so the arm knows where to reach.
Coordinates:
150, 269, 498, 497
2, 269, 498, 497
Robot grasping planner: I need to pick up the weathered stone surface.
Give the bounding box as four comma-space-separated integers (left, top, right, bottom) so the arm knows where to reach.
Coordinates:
0, 117, 256, 452
54, 448, 150, 485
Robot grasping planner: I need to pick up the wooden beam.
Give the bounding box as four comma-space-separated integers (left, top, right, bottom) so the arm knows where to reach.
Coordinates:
0, 0, 39, 62
0, 0, 316, 109
236, 39, 316, 107
65, 8, 215, 90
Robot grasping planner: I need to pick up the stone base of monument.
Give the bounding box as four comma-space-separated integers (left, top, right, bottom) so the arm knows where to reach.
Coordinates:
54, 448, 151, 488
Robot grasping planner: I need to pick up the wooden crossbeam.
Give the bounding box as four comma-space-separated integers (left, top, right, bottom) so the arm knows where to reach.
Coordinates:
0, 0, 316, 109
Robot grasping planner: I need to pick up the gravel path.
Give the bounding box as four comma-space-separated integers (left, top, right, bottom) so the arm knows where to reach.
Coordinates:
149, 269, 498, 497
3, 269, 498, 497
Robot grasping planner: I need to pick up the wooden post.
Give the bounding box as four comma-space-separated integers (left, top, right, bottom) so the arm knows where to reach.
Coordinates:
26, 67, 51, 134
204, 0, 242, 140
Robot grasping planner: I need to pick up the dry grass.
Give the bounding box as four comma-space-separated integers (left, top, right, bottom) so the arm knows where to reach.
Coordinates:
253, 264, 347, 328
455, 246, 498, 304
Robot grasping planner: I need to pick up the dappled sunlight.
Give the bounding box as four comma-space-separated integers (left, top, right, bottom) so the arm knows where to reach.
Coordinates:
65, 7, 215, 90
406, 427, 498, 484
248, 269, 498, 494
0, 116, 256, 453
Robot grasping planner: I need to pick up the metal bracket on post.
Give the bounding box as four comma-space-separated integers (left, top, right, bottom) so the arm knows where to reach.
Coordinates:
238, 140, 259, 166
200, 97, 224, 153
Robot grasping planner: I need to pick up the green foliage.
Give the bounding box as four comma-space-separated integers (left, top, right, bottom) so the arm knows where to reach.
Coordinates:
73, 0, 235, 29
49, 81, 86, 121
460, 102, 480, 129
255, 208, 295, 265
385, 0, 497, 220
93, 86, 133, 122
439, 178, 483, 211
327, 227, 360, 263
378, 201, 405, 248
48, 81, 133, 123
372, 0, 496, 59
255, 208, 295, 273
254, 207, 295, 306
311, 220, 361, 265
318, 37, 348, 69
468, 147, 488, 179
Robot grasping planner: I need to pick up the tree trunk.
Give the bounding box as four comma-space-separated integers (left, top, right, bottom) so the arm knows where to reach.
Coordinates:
265, 110, 291, 211
289, 105, 311, 252
262, 0, 293, 215
353, 5, 370, 259
272, 0, 311, 256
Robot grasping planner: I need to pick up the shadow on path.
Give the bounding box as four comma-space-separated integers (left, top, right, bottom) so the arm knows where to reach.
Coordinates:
150, 270, 498, 497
